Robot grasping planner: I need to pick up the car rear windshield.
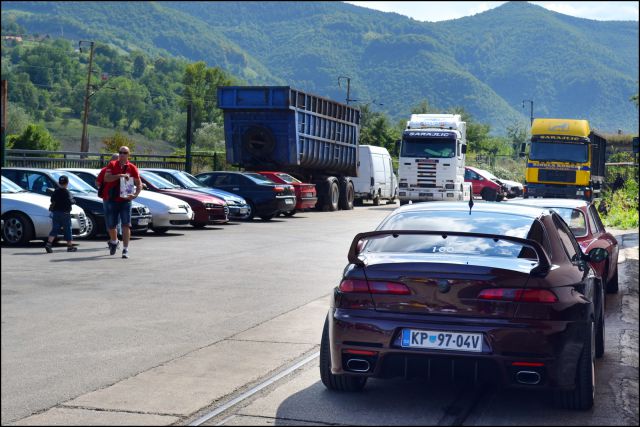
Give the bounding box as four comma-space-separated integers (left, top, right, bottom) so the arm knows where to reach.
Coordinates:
549, 208, 587, 237
365, 210, 545, 260
244, 173, 277, 184
275, 173, 301, 184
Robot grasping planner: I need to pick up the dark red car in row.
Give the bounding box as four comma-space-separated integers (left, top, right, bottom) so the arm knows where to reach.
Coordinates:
257, 171, 317, 216
512, 198, 619, 293
322, 201, 608, 410
140, 171, 228, 227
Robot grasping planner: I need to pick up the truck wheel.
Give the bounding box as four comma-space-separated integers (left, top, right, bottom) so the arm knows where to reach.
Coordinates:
372, 194, 380, 206
323, 178, 339, 211
338, 178, 354, 210
399, 200, 409, 206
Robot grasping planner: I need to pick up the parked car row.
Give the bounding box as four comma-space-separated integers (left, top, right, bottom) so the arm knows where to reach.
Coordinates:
321, 198, 619, 411
1, 166, 317, 245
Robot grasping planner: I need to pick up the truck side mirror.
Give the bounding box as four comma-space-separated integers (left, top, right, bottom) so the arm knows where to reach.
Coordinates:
461, 145, 467, 154
395, 139, 401, 149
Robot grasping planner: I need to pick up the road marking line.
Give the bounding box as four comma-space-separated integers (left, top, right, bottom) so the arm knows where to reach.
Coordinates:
189, 351, 320, 426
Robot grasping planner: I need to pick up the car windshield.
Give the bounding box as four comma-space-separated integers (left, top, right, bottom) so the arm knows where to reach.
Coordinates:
142, 172, 179, 189
529, 142, 588, 163
401, 137, 456, 158
549, 207, 587, 237
1, 177, 27, 193
244, 172, 277, 184
274, 173, 301, 184
177, 171, 207, 188
364, 210, 542, 260
49, 171, 96, 194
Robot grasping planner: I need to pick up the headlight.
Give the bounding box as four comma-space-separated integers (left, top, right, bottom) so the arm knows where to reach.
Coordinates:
168, 207, 186, 214
204, 203, 223, 209
445, 183, 455, 189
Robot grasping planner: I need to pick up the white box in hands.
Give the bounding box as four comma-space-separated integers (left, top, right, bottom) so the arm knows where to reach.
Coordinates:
120, 176, 135, 198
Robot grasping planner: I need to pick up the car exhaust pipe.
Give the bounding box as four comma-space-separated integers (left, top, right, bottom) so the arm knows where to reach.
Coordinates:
346, 358, 370, 373
515, 370, 541, 385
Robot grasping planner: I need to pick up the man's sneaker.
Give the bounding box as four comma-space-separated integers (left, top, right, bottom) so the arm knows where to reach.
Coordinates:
67, 246, 78, 252
45, 243, 53, 254
122, 249, 129, 259
108, 240, 119, 255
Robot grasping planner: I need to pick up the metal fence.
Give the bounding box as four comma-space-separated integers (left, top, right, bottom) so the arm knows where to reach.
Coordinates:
3, 149, 233, 174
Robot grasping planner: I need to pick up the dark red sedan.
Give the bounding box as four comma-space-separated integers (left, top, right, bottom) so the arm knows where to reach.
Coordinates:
140, 171, 228, 227
322, 202, 608, 410
511, 198, 619, 293
257, 171, 317, 216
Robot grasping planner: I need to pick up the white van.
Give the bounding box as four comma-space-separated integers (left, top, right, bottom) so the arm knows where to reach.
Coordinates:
352, 145, 397, 205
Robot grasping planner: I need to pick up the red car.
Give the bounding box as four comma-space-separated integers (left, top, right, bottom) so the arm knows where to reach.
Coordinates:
464, 166, 506, 201
257, 171, 317, 216
140, 171, 228, 227
511, 198, 619, 293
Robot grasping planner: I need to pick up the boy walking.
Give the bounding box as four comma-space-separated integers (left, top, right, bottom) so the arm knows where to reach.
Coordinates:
45, 175, 78, 253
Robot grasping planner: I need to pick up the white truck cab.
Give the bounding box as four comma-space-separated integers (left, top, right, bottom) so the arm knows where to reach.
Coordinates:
398, 114, 471, 204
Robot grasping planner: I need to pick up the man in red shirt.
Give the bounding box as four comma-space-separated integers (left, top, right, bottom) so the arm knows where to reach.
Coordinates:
102, 146, 142, 259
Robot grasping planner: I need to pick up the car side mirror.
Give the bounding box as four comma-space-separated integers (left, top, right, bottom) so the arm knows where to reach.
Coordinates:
585, 247, 608, 263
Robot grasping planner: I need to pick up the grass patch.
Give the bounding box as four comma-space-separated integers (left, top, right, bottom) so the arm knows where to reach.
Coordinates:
601, 178, 639, 229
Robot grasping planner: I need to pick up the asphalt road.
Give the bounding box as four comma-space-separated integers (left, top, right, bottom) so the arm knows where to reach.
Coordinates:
1, 202, 638, 425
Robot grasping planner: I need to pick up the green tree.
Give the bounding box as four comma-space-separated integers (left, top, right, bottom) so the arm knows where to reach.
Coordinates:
131, 51, 147, 79
5, 104, 34, 136
8, 124, 60, 151
193, 121, 225, 151
182, 61, 234, 131
101, 132, 136, 153
506, 120, 529, 157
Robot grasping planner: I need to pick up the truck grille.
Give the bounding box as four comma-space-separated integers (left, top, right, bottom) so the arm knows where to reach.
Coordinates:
538, 169, 576, 183
416, 161, 437, 187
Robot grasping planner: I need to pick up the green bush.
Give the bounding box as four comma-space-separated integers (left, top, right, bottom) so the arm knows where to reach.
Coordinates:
601, 178, 639, 229
8, 123, 60, 152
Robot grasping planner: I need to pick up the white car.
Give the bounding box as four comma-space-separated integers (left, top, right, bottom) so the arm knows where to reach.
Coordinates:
1, 176, 87, 245
481, 169, 524, 199
59, 168, 194, 233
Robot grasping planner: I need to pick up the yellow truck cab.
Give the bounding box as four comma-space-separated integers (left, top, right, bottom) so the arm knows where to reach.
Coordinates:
524, 118, 606, 201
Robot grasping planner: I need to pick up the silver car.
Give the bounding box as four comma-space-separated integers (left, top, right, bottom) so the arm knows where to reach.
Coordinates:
1, 176, 87, 245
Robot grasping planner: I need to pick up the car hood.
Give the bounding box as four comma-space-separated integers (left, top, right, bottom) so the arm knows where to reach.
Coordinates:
136, 190, 188, 208
157, 188, 225, 205
501, 179, 523, 188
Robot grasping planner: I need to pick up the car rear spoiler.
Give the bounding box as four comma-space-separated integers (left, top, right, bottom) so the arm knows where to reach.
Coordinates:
348, 230, 552, 276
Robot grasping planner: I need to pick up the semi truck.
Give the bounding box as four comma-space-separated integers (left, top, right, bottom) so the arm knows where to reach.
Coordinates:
524, 118, 606, 201
397, 114, 471, 204
217, 86, 360, 211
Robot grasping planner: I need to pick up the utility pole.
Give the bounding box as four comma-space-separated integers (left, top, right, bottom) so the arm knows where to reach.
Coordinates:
338, 76, 356, 105
80, 41, 95, 154
185, 102, 193, 174
1, 80, 7, 167
522, 99, 534, 126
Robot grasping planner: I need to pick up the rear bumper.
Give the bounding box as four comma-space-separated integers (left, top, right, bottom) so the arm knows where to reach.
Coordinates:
329, 308, 586, 390
296, 196, 318, 210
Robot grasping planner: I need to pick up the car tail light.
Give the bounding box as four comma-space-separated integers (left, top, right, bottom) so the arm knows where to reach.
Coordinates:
339, 279, 410, 295
344, 349, 378, 356
478, 288, 557, 303
273, 186, 285, 193
512, 362, 545, 367
585, 189, 592, 199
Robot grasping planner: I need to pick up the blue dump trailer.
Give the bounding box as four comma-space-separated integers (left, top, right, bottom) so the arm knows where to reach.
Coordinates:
217, 86, 360, 211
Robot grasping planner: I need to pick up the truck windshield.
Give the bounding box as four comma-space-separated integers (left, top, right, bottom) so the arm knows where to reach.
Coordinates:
529, 142, 588, 163
401, 138, 456, 158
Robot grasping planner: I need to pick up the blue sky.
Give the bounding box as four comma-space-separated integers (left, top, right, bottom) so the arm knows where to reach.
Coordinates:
345, 1, 639, 22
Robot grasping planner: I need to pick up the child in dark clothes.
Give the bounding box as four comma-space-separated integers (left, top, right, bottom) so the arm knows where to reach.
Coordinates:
45, 175, 78, 253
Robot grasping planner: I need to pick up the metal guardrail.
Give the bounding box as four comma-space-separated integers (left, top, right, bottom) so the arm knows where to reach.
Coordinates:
3, 149, 231, 173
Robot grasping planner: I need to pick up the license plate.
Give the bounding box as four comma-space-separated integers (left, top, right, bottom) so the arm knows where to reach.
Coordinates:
239, 208, 248, 214
401, 329, 482, 352
137, 218, 149, 226
285, 199, 294, 205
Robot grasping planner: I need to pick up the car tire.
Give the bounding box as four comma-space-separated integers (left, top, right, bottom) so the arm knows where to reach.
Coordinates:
2, 212, 34, 245
481, 187, 497, 201
244, 201, 256, 221
191, 222, 207, 228
606, 267, 619, 294
83, 213, 99, 239
496, 194, 505, 202
554, 322, 595, 410
260, 214, 274, 221
152, 227, 169, 234
282, 210, 296, 217
320, 317, 367, 392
